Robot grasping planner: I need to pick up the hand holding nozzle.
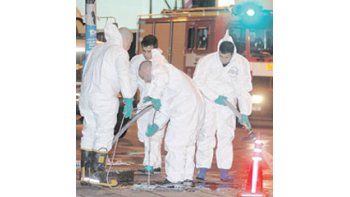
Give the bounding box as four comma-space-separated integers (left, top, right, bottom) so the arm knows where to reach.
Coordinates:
239, 114, 252, 130
143, 96, 161, 111
223, 99, 256, 141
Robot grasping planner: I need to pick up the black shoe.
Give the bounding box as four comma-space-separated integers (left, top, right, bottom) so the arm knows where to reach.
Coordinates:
183, 179, 195, 187
153, 167, 161, 174
161, 179, 182, 185
89, 151, 118, 187
160, 179, 183, 188
80, 149, 93, 185
162, 179, 172, 184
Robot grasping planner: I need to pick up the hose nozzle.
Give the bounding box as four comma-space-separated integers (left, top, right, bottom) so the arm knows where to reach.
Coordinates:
241, 129, 257, 142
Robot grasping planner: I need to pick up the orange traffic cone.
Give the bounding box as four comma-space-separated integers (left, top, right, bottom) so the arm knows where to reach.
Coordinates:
238, 140, 266, 197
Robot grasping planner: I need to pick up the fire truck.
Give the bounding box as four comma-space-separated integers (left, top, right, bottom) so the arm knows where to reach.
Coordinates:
136, 4, 273, 123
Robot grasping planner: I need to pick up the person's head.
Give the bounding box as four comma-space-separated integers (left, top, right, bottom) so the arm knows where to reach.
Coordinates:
138, 60, 152, 83
119, 27, 133, 50
219, 41, 235, 66
141, 35, 158, 60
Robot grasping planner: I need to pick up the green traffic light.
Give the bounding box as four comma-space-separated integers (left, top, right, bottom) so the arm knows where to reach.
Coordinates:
246, 8, 255, 16
231, 1, 272, 28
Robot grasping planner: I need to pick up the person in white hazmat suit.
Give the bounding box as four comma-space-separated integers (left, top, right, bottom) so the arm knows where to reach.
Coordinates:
138, 50, 204, 186
130, 35, 166, 174
79, 22, 134, 187
193, 31, 253, 182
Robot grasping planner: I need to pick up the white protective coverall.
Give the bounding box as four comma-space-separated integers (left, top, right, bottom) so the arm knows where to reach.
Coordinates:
79, 23, 133, 152
130, 49, 166, 169
193, 31, 252, 170
147, 50, 204, 182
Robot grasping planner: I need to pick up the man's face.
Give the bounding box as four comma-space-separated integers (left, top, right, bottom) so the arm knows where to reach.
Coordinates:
219, 52, 233, 66
142, 45, 154, 60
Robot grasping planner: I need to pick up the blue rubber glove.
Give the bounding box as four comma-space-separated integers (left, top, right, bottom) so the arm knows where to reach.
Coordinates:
214, 95, 228, 106
146, 123, 159, 137
151, 98, 161, 111
142, 96, 152, 103
239, 114, 252, 130
122, 98, 133, 119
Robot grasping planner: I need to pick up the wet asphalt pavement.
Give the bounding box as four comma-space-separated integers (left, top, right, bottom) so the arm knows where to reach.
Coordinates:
76, 118, 273, 197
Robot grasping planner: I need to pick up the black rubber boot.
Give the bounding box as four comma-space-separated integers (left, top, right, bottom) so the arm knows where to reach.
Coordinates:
153, 167, 161, 174
80, 149, 93, 185
89, 151, 118, 187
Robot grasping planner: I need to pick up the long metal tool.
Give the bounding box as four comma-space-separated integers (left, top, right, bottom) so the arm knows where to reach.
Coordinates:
223, 100, 257, 141
112, 105, 153, 146
107, 105, 153, 184
147, 111, 157, 186
110, 104, 156, 189
147, 136, 151, 186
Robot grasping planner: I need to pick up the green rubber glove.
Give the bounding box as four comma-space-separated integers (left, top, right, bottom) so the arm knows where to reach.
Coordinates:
142, 96, 152, 103
122, 98, 133, 119
144, 165, 154, 173
146, 123, 159, 137
143, 96, 161, 111
151, 98, 161, 111
214, 95, 228, 106
239, 114, 252, 130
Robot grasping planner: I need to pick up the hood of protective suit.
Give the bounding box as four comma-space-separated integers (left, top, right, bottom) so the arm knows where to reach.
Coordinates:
151, 48, 168, 66
104, 22, 123, 46
217, 30, 237, 58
